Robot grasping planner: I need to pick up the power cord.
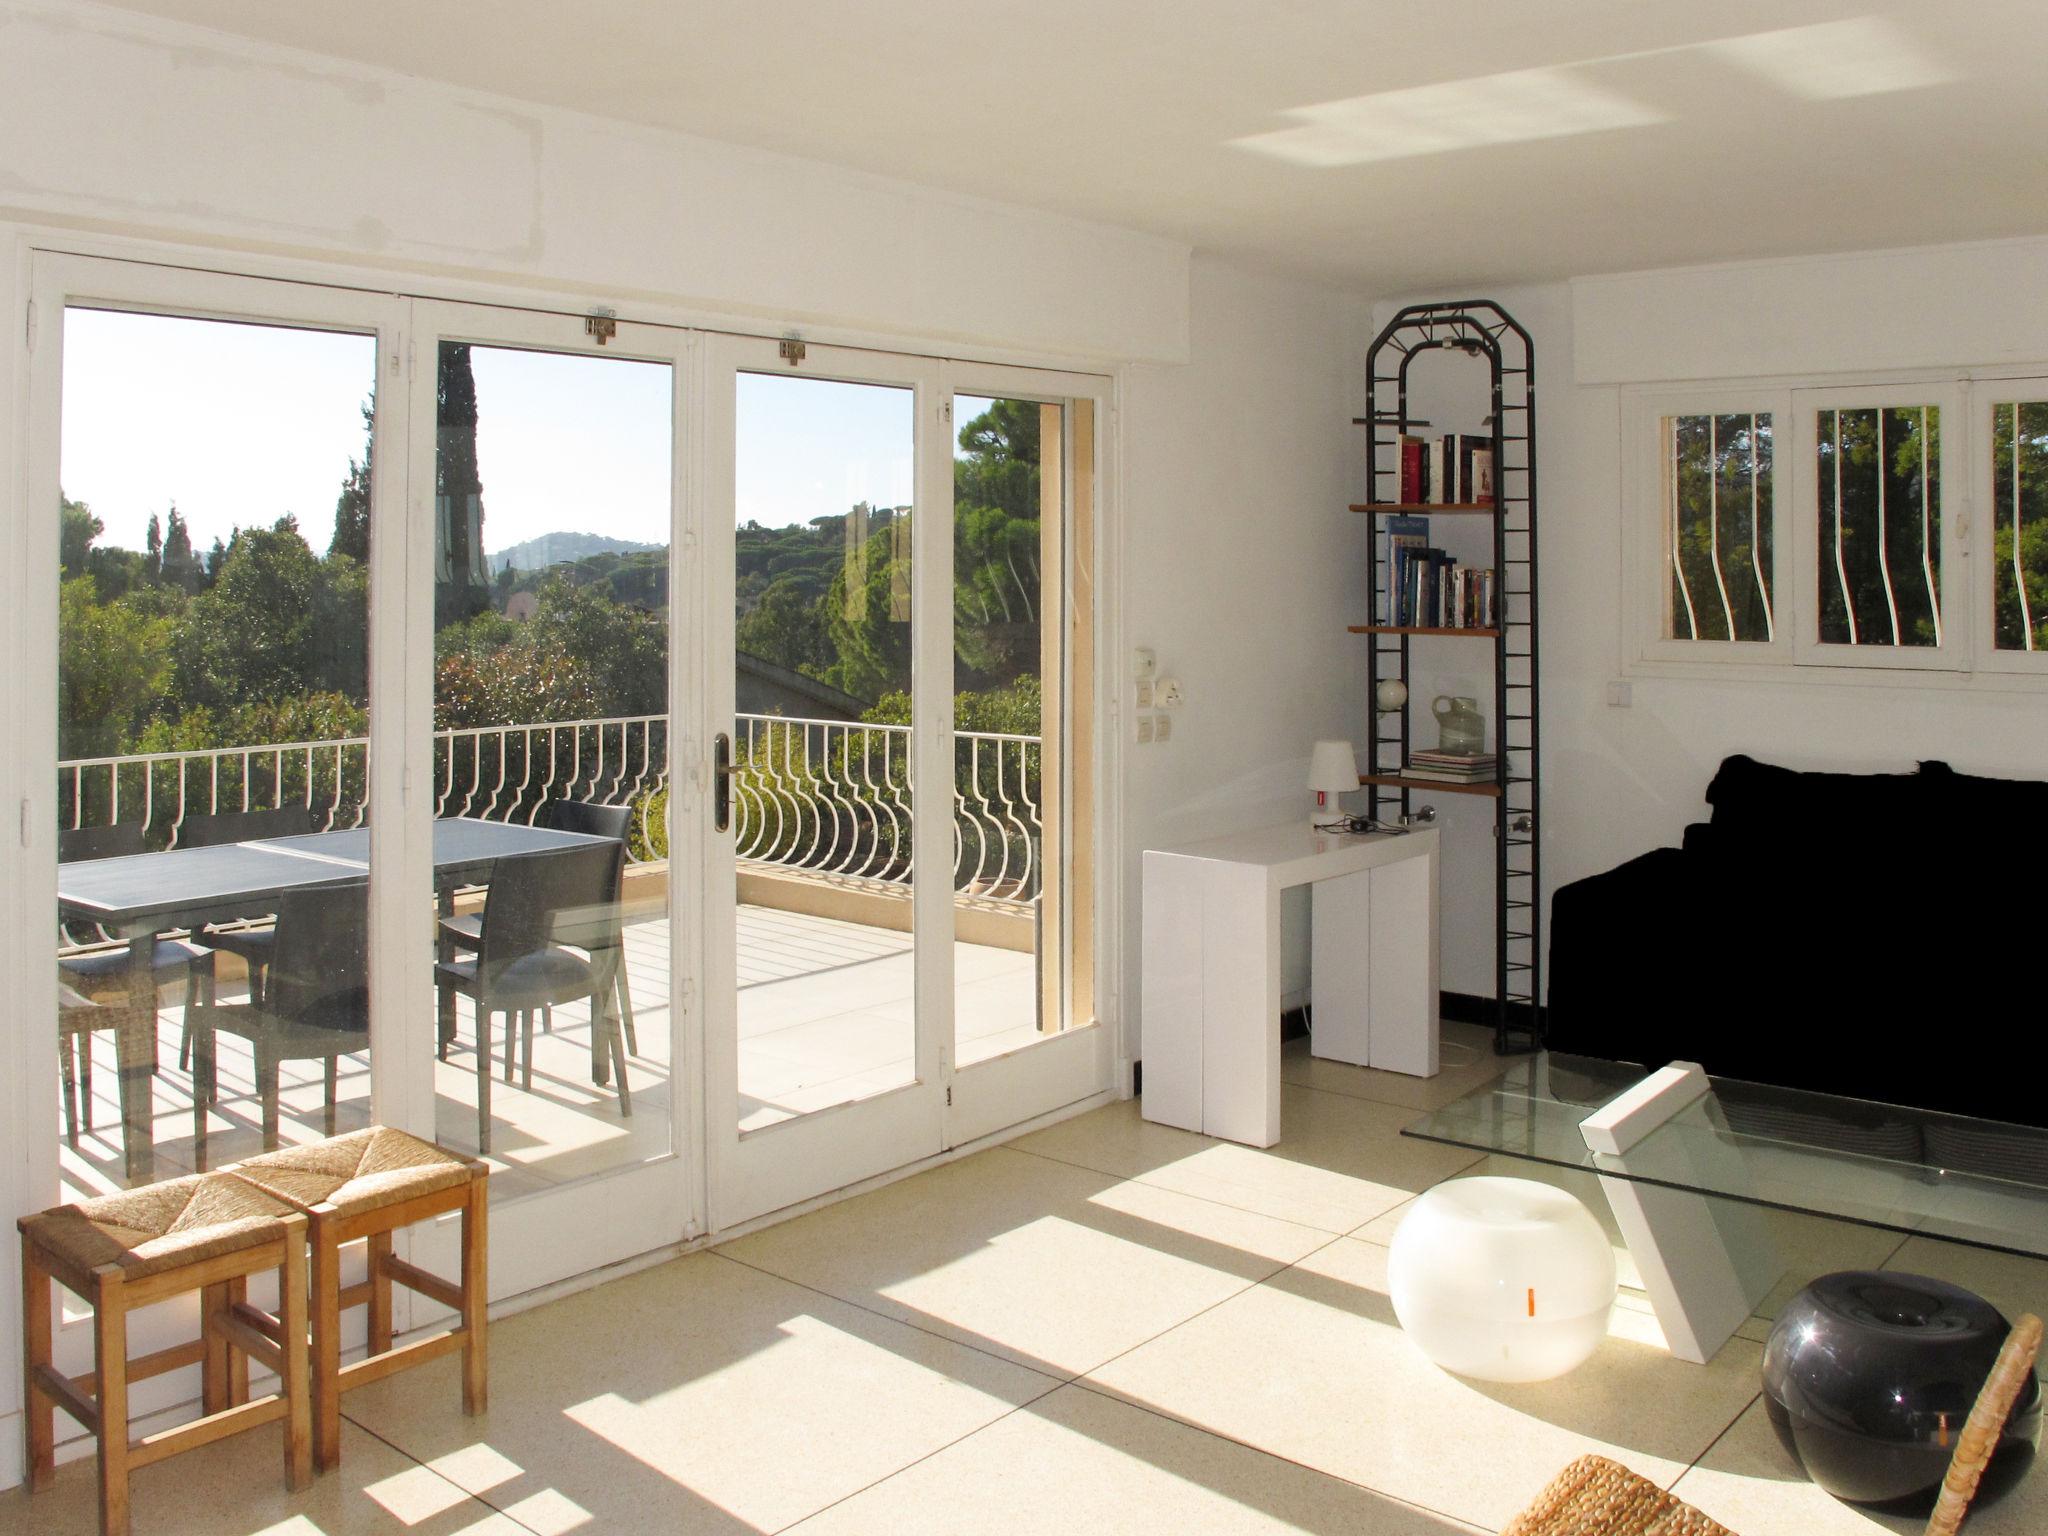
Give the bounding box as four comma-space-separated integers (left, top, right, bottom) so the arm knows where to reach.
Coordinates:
1312, 813, 1412, 836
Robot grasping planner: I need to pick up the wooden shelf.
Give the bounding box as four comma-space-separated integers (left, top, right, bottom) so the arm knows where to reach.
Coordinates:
1348, 625, 1501, 638
1350, 501, 1498, 515
1359, 773, 1503, 799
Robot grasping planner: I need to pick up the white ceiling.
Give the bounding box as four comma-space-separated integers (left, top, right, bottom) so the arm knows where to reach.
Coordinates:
90, 0, 2048, 292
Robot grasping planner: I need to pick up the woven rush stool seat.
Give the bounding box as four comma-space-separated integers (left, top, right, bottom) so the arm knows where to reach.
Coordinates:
226, 1126, 488, 1471
1503, 1454, 1736, 1536
19, 1172, 312, 1536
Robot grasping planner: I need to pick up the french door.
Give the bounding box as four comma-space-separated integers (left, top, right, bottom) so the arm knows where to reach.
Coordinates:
24, 250, 1111, 1357
701, 340, 1111, 1228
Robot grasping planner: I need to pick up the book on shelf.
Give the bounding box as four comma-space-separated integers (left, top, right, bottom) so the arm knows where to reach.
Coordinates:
1409, 749, 1496, 767
1392, 431, 1496, 506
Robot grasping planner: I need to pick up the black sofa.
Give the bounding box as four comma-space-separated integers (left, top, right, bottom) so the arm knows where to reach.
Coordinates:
1547, 753, 2048, 1155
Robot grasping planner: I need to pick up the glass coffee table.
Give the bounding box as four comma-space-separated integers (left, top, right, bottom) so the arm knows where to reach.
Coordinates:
1403, 1053, 2048, 1363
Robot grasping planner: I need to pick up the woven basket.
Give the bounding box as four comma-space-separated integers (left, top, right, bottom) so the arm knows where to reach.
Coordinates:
1502, 1455, 1735, 1536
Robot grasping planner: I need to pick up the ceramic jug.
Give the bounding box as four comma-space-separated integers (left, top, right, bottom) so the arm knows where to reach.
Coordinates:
1431, 695, 1485, 755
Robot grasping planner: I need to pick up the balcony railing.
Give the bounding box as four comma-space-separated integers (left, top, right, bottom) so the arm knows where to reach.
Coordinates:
58, 713, 1041, 911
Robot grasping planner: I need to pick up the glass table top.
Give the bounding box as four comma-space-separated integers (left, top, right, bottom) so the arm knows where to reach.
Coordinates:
1403, 1053, 2048, 1262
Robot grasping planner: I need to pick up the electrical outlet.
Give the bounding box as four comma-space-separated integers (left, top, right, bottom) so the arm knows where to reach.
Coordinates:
1157, 678, 1184, 708
1136, 715, 1154, 744
1134, 681, 1153, 708
1153, 712, 1172, 741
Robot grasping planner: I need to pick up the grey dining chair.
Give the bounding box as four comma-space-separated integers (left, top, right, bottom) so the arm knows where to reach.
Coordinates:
438, 799, 640, 1053
436, 842, 630, 1154
57, 822, 215, 1080
178, 805, 322, 1026
187, 876, 370, 1160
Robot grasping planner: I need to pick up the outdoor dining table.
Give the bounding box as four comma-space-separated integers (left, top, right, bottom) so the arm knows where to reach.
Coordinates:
56, 816, 613, 1185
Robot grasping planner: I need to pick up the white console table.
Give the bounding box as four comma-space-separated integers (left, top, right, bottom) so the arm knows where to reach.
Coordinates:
1141, 821, 1439, 1147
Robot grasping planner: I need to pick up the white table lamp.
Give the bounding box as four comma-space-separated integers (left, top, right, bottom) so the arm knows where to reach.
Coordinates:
1308, 739, 1358, 827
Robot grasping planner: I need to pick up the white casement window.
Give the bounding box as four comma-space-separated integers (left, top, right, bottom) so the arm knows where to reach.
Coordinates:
1626, 388, 1792, 665
1629, 374, 2048, 680
1790, 384, 1965, 670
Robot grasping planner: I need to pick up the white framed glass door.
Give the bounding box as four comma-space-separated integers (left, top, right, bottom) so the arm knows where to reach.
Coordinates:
25, 252, 408, 1392
702, 335, 949, 1228
940, 363, 1114, 1146
405, 300, 694, 1294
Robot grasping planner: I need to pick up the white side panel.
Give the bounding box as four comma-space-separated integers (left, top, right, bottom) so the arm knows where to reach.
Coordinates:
1201, 864, 1280, 1148
1139, 850, 1206, 1133
1308, 868, 1373, 1068
1366, 849, 1437, 1077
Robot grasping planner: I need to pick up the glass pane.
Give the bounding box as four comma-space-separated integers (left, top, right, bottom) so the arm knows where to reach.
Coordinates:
950, 396, 1084, 1065
1662, 412, 1773, 642
429, 342, 673, 1198
1815, 405, 1942, 647
1992, 401, 2048, 652
56, 307, 376, 1195
733, 372, 915, 1131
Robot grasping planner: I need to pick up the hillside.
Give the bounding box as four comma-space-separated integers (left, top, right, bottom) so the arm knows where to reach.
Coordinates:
493, 531, 662, 572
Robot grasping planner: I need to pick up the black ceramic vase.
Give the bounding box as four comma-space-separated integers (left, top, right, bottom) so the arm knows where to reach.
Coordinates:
1763, 1271, 2041, 1511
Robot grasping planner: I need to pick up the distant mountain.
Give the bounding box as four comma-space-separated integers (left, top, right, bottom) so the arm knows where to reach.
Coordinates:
492, 531, 662, 572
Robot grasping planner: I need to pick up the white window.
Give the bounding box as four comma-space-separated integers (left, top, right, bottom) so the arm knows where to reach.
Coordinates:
1628, 375, 2048, 679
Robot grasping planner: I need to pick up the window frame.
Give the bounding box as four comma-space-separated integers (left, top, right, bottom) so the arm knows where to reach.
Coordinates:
1790, 381, 1968, 673
1971, 377, 2048, 676
1624, 386, 1793, 667
1626, 368, 2048, 685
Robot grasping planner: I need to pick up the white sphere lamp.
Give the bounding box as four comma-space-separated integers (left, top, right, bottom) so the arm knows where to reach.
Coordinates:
1375, 678, 1409, 714
1387, 1176, 1617, 1383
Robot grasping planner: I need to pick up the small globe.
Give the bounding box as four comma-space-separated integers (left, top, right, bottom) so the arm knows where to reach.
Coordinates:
1763, 1271, 2041, 1510
1388, 1176, 1616, 1383
1375, 678, 1409, 713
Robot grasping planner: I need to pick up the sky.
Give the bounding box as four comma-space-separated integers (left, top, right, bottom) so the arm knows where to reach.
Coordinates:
59, 308, 994, 562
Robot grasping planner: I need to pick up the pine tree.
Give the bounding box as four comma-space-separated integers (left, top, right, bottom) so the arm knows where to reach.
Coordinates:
436, 345, 489, 625
162, 505, 201, 592
145, 512, 163, 582
330, 396, 373, 563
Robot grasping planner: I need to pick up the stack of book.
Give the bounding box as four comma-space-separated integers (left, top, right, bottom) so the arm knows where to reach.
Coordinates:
1383, 516, 1498, 628
1402, 750, 1498, 784
1397, 433, 1494, 505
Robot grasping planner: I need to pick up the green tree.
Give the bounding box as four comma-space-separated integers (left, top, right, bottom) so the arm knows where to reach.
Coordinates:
953, 399, 1042, 687
60, 496, 102, 579
58, 576, 175, 757
161, 505, 203, 593
331, 395, 374, 563
436, 345, 490, 626
522, 575, 666, 718
144, 512, 163, 581
735, 575, 829, 675
172, 516, 365, 713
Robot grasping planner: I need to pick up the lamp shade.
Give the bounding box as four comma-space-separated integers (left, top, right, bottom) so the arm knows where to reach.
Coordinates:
1308, 740, 1358, 798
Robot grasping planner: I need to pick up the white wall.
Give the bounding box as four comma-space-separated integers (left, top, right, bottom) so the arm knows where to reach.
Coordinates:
0, 1, 1363, 1480
1121, 257, 1367, 1053
1382, 239, 2048, 1001
0, 0, 1190, 364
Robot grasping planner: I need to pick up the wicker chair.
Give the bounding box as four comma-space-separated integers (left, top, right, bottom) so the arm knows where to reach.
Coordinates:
179, 806, 321, 1023
436, 842, 630, 1152
1507, 1315, 2042, 1536
438, 799, 640, 1052
188, 877, 369, 1157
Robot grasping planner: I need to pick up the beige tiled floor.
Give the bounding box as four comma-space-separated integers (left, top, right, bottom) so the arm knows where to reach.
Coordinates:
13, 1023, 2047, 1534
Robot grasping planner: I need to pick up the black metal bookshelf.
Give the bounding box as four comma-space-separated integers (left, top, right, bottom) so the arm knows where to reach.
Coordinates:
1356, 301, 1541, 1055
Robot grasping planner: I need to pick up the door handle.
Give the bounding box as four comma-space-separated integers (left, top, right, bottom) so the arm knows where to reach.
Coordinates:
713, 731, 733, 833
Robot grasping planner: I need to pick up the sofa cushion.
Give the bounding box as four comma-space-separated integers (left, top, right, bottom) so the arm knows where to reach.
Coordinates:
1702, 754, 1940, 872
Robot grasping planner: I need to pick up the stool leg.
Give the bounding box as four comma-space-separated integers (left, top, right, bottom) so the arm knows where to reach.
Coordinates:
475, 1009, 493, 1156
61, 1033, 80, 1145
310, 1222, 341, 1475
227, 1276, 251, 1406
461, 1174, 489, 1416
367, 1231, 394, 1356
200, 1282, 230, 1416
21, 1236, 56, 1492
91, 1274, 130, 1536
278, 1225, 312, 1491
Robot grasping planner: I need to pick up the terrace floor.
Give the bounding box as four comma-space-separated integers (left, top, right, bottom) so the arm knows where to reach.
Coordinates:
21, 1020, 2046, 1535
57, 903, 1041, 1207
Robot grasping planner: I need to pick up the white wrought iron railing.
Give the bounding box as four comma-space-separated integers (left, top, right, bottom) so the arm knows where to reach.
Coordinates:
58, 712, 1042, 911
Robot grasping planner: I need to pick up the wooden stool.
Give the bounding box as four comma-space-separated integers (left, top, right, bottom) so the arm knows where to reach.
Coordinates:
19, 1173, 312, 1536
226, 1127, 488, 1471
